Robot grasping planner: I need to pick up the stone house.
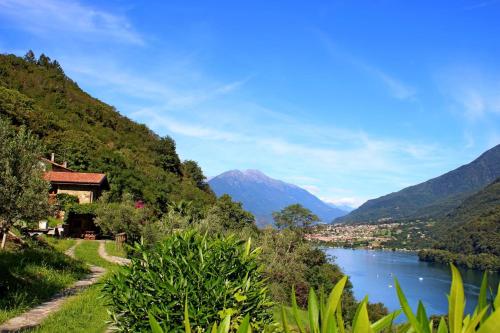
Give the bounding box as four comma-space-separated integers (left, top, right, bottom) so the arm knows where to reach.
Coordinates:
42, 155, 109, 238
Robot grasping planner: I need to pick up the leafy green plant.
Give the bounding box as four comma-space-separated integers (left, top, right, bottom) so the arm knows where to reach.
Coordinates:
281, 264, 500, 333
149, 301, 253, 333
394, 264, 500, 333
281, 276, 400, 333
103, 231, 273, 332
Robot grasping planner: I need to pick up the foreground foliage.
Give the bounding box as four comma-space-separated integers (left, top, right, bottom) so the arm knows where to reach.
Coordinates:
103, 231, 273, 332
160, 264, 500, 332
280, 264, 500, 333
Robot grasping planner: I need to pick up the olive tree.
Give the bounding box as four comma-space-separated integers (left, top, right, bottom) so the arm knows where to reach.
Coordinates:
94, 193, 147, 243
0, 120, 49, 248
272, 203, 319, 230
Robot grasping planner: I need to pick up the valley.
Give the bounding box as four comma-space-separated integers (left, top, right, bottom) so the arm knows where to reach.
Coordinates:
1, 3, 500, 329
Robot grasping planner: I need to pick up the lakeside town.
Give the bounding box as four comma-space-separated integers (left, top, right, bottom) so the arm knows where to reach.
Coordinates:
306, 220, 433, 249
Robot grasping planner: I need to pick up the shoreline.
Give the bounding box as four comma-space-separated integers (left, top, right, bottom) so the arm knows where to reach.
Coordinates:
307, 239, 419, 253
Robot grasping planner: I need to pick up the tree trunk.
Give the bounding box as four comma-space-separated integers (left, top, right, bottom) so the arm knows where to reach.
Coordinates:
1, 231, 7, 249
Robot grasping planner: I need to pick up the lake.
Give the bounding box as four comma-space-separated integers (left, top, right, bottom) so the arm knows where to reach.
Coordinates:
325, 248, 499, 319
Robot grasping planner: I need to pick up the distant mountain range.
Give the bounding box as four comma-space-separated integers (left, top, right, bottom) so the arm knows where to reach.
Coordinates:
209, 169, 348, 226
336, 144, 500, 223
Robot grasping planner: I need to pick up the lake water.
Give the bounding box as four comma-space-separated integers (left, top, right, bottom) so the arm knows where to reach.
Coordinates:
325, 248, 499, 319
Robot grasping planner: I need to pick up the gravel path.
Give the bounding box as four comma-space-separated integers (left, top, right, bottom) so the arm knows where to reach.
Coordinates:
97, 240, 131, 266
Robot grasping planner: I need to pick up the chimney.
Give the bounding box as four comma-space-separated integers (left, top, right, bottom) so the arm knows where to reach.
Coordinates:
51, 153, 55, 162
63, 161, 67, 168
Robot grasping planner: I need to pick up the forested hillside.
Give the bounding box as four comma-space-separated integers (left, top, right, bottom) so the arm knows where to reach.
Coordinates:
337, 144, 500, 223
0, 52, 215, 212
433, 178, 500, 254
418, 178, 500, 270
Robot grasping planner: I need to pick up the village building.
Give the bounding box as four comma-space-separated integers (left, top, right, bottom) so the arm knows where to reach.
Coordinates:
41, 154, 109, 238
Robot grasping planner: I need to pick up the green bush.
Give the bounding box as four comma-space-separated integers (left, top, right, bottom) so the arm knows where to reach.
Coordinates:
103, 231, 273, 332
94, 193, 148, 242
55, 193, 79, 210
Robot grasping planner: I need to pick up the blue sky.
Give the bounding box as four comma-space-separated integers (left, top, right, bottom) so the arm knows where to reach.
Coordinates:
1, 0, 499, 208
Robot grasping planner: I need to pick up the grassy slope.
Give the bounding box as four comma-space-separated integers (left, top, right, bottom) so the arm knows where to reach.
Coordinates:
41, 236, 75, 252
73, 240, 116, 270
29, 283, 109, 333
0, 240, 87, 324
31, 240, 118, 333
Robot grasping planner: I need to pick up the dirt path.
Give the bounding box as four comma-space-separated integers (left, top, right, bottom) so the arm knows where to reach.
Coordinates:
97, 240, 131, 266
0, 240, 106, 333
64, 239, 82, 258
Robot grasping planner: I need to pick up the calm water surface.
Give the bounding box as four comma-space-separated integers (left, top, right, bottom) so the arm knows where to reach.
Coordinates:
325, 248, 499, 318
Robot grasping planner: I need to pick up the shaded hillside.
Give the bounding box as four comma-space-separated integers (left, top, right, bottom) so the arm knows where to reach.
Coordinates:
434, 178, 500, 255
0, 52, 214, 211
418, 178, 500, 270
209, 169, 346, 226
337, 144, 500, 223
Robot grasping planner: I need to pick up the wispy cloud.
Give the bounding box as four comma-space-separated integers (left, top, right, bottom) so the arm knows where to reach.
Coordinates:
464, 0, 500, 10
315, 30, 416, 101
0, 0, 143, 45
62, 55, 247, 109
131, 103, 444, 179
437, 66, 500, 119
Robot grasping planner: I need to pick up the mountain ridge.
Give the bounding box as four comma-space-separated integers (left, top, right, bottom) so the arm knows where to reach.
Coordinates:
336, 144, 500, 223
209, 169, 347, 226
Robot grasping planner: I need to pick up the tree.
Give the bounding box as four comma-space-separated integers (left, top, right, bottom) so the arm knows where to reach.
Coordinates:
182, 160, 209, 191
0, 120, 49, 248
94, 193, 147, 243
154, 136, 181, 175
24, 50, 36, 63
204, 194, 256, 231
272, 204, 319, 230
37, 53, 51, 67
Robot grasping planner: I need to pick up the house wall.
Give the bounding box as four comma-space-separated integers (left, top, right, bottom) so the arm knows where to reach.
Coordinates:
56, 185, 100, 203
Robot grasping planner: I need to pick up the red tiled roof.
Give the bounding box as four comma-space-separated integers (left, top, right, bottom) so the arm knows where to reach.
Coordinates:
44, 171, 107, 185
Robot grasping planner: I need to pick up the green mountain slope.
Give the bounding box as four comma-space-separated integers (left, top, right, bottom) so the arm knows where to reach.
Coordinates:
434, 177, 500, 255
0, 52, 215, 211
336, 144, 500, 223
418, 178, 500, 270
444, 177, 500, 225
